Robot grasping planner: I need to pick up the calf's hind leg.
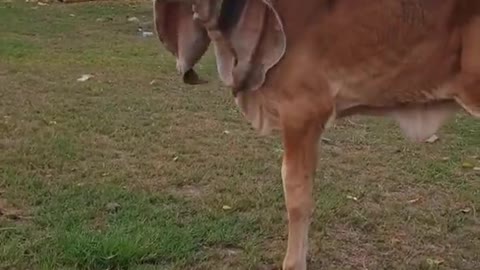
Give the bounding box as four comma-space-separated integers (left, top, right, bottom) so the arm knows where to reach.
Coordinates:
456, 16, 480, 117
455, 74, 480, 118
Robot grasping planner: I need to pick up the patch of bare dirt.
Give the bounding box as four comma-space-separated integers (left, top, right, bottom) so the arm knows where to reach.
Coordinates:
168, 184, 204, 199
197, 245, 245, 269
0, 197, 28, 222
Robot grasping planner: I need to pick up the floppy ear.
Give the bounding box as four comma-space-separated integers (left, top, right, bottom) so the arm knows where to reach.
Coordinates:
153, 0, 211, 84
211, 0, 286, 93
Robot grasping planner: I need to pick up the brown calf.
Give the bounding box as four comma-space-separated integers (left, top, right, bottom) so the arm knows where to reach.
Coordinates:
153, 0, 480, 269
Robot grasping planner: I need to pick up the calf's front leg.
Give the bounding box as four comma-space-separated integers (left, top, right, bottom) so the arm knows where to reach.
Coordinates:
280, 107, 331, 270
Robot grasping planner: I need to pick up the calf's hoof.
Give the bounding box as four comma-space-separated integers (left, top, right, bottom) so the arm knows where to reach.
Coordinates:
282, 259, 307, 270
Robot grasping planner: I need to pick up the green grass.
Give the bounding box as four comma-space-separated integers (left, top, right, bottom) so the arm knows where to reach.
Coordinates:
1, 170, 259, 269
0, 0, 479, 269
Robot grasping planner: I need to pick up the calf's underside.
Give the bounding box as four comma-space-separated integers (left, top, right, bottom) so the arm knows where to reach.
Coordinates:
235, 0, 480, 142
154, 0, 480, 142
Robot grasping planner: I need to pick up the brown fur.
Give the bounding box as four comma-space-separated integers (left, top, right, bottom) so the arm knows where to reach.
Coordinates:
154, 1, 480, 269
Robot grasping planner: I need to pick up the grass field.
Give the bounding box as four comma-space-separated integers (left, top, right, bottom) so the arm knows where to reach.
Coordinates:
0, 1, 479, 269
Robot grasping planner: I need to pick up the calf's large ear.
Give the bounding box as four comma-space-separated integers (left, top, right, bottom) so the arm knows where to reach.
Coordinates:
200, 0, 286, 93
153, 0, 211, 84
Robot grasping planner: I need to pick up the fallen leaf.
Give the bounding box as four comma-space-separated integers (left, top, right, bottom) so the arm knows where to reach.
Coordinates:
425, 134, 439, 143
106, 202, 121, 213
149, 79, 157, 85
441, 157, 450, 161
426, 258, 445, 266
462, 162, 474, 169
390, 237, 401, 244
224, 248, 241, 256
223, 130, 230, 135
346, 195, 358, 201
173, 156, 179, 162
142, 31, 154, 38
461, 208, 471, 214
222, 205, 232, 210
127, 16, 140, 23
77, 74, 94, 82
407, 198, 420, 204
321, 137, 334, 144
96, 16, 113, 22
37, 2, 47, 6
473, 167, 480, 171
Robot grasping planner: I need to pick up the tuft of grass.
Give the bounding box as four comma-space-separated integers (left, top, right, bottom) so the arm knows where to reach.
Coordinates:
0, 38, 40, 60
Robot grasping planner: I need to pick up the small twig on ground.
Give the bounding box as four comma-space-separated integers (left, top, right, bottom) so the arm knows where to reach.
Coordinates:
0, 227, 19, 232
347, 119, 364, 127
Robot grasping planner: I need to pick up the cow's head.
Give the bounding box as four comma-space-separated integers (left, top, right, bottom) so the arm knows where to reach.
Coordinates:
153, 0, 286, 95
